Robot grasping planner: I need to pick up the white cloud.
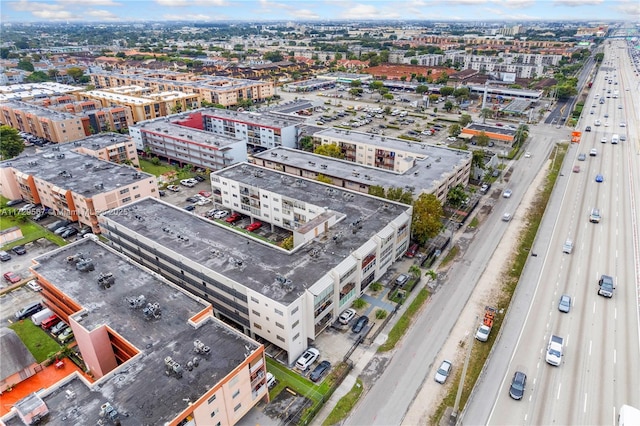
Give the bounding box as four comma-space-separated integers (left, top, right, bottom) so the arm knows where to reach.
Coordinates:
553, 0, 604, 6
85, 9, 120, 20
58, 0, 121, 5
11, 0, 65, 12
342, 4, 381, 19
161, 13, 220, 20
31, 9, 78, 20
289, 8, 321, 19
155, 0, 227, 7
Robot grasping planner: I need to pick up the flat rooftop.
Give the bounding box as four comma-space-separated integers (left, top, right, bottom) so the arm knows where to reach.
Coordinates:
466, 123, 517, 137
102, 167, 408, 304
254, 147, 470, 194
134, 116, 242, 149
3, 238, 260, 425
0, 100, 78, 121
267, 99, 322, 115
84, 90, 156, 105
201, 108, 306, 129
316, 127, 473, 163
1, 143, 154, 198
0, 82, 82, 101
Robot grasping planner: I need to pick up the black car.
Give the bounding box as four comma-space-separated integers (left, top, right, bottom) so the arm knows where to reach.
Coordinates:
309, 360, 331, 382
33, 210, 49, 221
12, 245, 27, 255
61, 227, 78, 239
48, 220, 71, 232
194, 175, 206, 182
352, 315, 369, 333
184, 205, 196, 211
186, 196, 199, 203
15, 302, 43, 320
509, 371, 527, 400
6, 199, 24, 207
158, 190, 166, 197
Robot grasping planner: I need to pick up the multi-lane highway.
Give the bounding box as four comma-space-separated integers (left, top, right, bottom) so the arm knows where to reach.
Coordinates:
469, 38, 640, 425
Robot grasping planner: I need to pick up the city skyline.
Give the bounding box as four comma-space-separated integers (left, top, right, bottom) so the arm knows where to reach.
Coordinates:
1, 0, 639, 23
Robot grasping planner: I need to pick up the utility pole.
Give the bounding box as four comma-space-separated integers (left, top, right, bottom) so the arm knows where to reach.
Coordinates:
451, 316, 477, 424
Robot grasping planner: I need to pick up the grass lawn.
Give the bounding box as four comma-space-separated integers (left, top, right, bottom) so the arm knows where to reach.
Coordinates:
378, 288, 430, 352
9, 320, 62, 363
0, 209, 67, 249
138, 158, 176, 177
322, 378, 363, 426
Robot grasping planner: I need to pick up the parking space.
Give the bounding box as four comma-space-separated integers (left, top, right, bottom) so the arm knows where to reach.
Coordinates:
1, 238, 60, 291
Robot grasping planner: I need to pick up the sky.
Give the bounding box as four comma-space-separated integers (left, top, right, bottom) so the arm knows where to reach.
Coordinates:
1, 0, 638, 23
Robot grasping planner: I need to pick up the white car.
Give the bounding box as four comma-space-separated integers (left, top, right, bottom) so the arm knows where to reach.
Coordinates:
524, 152, 531, 158
502, 189, 512, 198
26, 279, 42, 292
619, 122, 626, 127
213, 210, 229, 219
600, 137, 607, 143
562, 239, 573, 254
339, 308, 356, 325
590, 148, 597, 157
435, 360, 452, 384
594, 119, 601, 126
295, 348, 320, 371
502, 212, 512, 222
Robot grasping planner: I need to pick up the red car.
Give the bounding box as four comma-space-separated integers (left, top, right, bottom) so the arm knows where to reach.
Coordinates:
245, 222, 262, 232
198, 191, 212, 198
225, 213, 242, 223
3, 271, 22, 284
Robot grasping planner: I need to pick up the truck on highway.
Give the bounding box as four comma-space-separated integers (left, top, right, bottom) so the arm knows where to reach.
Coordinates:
475, 306, 497, 342
611, 134, 619, 144
545, 334, 564, 366
618, 405, 640, 426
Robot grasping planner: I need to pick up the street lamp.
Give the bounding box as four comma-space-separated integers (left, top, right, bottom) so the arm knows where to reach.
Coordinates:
451, 315, 477, 423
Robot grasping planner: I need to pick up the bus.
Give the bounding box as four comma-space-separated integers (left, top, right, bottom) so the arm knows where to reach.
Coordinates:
618, 405, 640, 426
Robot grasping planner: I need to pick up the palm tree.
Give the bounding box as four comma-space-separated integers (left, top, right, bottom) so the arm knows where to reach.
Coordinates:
513, 124, 529, 148
480, 108, 494, 124
409, 265, 421, 280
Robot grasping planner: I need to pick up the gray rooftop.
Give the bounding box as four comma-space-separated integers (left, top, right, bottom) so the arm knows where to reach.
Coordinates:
1, 141, 154, 198
0, 82, 82, 102
253, 147, 470, 194
501, 98, 532, 114
201, 108, 306, 129
102, 167, 409, 304
0, 100, 78, 121
467, 123, 517, 137
0, 328, 37, 381
133, 114, 242, 149
267, 99, 323, 115
7, 238, 261, 426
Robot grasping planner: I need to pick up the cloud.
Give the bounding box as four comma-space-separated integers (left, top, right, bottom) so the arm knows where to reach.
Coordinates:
58, 0, 121, 5
499, 0, 536, 9
31, 9, 78, 20
161, 13, 221, 20
155, 0, 227, 6
10, 0, 65, 12
342, 3, 381, 19
616, 0, 640, 16
289, 8, 321, 19
85, 9, 120, 20
553, 0, 604, 5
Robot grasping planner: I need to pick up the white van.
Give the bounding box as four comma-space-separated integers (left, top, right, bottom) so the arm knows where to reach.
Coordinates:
611, 134, 619, 144
31, 308, 53, 326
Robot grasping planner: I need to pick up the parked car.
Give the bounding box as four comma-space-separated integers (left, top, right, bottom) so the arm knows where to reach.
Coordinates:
33, 210, 49, 221
26, 279, 43, 292
41, 315, 61, 330
167, 185, 180, 192
18, 203, 37, 214
194, 175, 206, 182
339, 308, 356, 325
6, 199, 24, 207
198, 191, 212, 198
352, 315, 369, 333
54, 226, 71, 236
47, 220, 71, 232
15, 302, 43, 320
58, 328, 75, 344
12, 245, 27, 255
502, 189, 512, 198
405, 243, 419, 258
509, 371, 527, 400
225, 212, 242, 223
295, 348, 320, 371
558, 295, 572, 313
245, 222, 262, 232
309, 361, 331, 382
50, 321, 69, 336
4, 271, 22, 284
0, 251, 11, 261
186, 196, 199, 203
214, 210, 229, 219
61, 227, 78, 239
435, 360, 452, 384
158, 190, 166, 197
266, 372, 277, 389
183, 205, 196, 212
480, 183, 491, 193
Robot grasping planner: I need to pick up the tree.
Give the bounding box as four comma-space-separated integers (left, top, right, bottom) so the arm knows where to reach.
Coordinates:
382, 93, 394, 102
66, 67, 85, 82
299, 136, 314, 151
439, 86, 454, 97
448, 124, 461, 137
472, 150, 485, 169
263, 51, 283, 62
368, 185, 386, 198
411, 193, 443, 245
349, 87, 363, 97
476, 131, 490, 147
26, 71, 50, 83
446, 184, 467, 208
370, 81, 384, 91
459, 114, 472, 127
0, 126, 25, 159
386, 187, 413, 205
408, 265, 421, 280
556, 85, 577, 100
316, 174, 333, 184
513, 124, 529, 148
17, 61, 34, 72
350, 80, 362, 88
416, 85, 429, 94
480, 108, 494, 124
314, 143, 344, 159
444, 101, 454, 112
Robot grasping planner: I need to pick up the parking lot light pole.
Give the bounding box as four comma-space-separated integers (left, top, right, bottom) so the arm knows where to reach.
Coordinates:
450, 315, 477, 424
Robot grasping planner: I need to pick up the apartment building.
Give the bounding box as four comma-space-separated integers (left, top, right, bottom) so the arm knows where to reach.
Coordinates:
0, 100, 85, 144
76, 90, 177, 123
0, 136, 157, 233
89, 69, 275, 108
0, 238, 267, 426
129, 112, 247, 170
72, 133, 140, 167
100, 164, 412, 364
0, 82, 84, 102
201, 109, 305, 150
253, 146, 472, 201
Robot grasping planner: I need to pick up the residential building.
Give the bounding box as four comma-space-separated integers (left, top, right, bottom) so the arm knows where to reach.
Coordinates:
0, 328, 38, 394
0, 238, 267, 426
0, 82, 84, 102
0, 101, 85, 144
0, 135, 157, 233
72, 133, 140, 167
100, 164, 412, 364
253, 146, 472, 201
129, 112, 247, 170
76, 90, 176, 123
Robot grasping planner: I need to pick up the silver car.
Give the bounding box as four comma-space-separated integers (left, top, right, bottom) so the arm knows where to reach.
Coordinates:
562, 239, 573, 254
558, 295, 571, 313
435, 360, 452, 384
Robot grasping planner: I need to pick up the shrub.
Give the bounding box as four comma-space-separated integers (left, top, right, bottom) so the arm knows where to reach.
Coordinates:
375, 309, 388, 319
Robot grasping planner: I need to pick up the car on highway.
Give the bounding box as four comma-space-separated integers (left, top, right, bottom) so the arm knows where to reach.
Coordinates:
509, 371, 527, 400
3, 271, 22, 284
578, 153, 586, 161
435, 360, 452, 384
338, 309, 356, 326
524, 152, 531, 158
589, 148, 597, 157
502, 189, 512, 198
619, 122, 626, 127
558, 295, 572, 313
590, 208, 601, 223
585, 126, 591, 132
562, 239, 574, 254
594, 119, 601, 126
600, 137, 607, 143
604, 122, 609, 127
352, 315, 369, 333
572, 165, 580, 173
597, 274, 615, 298
620, 135, 626, 142
26, 279, 43, 292
502, 212, 512, 222
595, 174, 604, 183
309, 360, 331, 382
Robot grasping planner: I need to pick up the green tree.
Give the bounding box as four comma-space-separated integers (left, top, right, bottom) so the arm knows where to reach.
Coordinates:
299, 136, 314, 151
556, 85, 577, 100
446, 184, 467, 208
476, 131, 490, 147
416, 85, 429, 94
411, 193, 444, 245
370, 81, 384, 91
386, 187, 413, 205
513, 124, 529, 148
448, 124, 461, 137
314, 143, 344, 159
350, 80, 362, 88
472, 150, 485, 169
316, 174, 333, 184
26, 71, 50, 83
444, 101, 454, 112
439, 86, 454, 97
368, 185, 386, 198
408, 265, 422, 279
264, 51, 284, 62
480, 108, 494, 124
452, 87, 470, 99
0, 126, 25, 159
459, 114, 472, 127
66, 67, 85, 82
17, 61, 34, 72
349, 87, 363, 97
383, 93, 394, 102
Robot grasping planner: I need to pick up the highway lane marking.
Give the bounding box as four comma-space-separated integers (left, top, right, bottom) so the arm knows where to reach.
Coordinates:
583, 393, 588, 413
613, 349, 616, 364
589, 340, 592, 356
557, 383, 562, 400
614, 307, 617, 320
593, 301, 596, 314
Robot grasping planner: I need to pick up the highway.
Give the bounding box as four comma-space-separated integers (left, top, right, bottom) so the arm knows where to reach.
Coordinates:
468, 38, 640, 425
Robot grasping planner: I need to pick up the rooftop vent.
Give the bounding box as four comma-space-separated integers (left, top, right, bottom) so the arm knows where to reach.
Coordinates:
76, 258, 95, 272
164, 356, 183, 378
127, 294, 146, 309
144, 302, 161, 320
97, 272, 115, 289
100, 402, 119, 423
194, 339, 211, 355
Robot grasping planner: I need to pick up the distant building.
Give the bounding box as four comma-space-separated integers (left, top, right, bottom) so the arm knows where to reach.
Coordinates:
0, 238, 268, 426
0, 328, 38, 393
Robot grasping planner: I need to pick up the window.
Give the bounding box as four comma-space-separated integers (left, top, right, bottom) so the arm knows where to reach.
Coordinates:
119, 188, 129, 195
230, 376, 239, 386
234, 403, 242, 412
252, 310, 260, 316
293, 332, 300, 341
251, 296, 259, 303
276, 322, 284, 329
291, 306, 299, 315
232, 390, 240, 398
210, 408, 219, 417
292, 320, 299, 329
207, 395, 217, 404
277, 335, 285, 342
122, 197, 131, 203
253, 323, 262, 330
274, 308, 283, 316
